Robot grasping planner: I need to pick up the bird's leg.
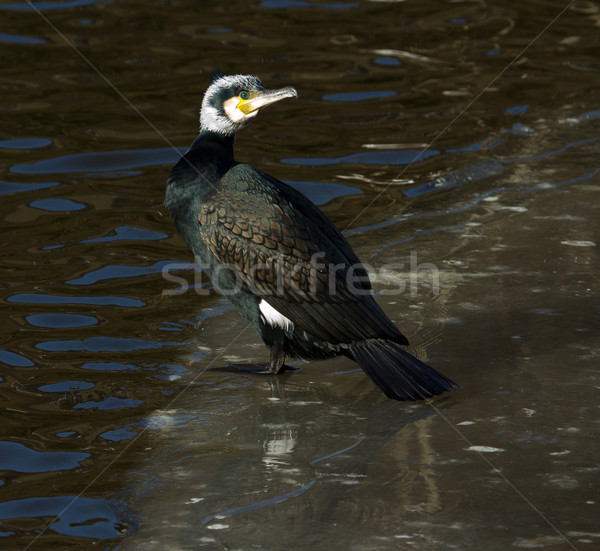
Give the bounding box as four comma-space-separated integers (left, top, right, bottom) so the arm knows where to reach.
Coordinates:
223, 346, 295, 374
268, 346, 286, 374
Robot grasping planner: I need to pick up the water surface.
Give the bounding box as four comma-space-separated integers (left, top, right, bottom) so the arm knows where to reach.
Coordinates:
1, 1, 599, 550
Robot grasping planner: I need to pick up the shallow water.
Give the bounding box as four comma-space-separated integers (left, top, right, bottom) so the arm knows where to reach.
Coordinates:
1, 1, 599, 550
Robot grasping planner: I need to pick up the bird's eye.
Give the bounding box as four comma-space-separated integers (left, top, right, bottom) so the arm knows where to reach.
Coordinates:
240, 91, 249, 100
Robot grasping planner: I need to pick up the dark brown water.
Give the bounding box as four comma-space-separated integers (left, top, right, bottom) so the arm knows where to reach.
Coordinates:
2, 1, 599, 550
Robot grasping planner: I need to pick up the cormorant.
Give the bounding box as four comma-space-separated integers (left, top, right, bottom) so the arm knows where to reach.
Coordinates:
165, 71, 457, 400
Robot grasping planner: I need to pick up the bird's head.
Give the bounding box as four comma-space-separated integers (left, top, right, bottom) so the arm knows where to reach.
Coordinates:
199, 71, 298, 136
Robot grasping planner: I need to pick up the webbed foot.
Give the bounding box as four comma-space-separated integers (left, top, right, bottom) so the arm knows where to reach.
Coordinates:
210, 346, 294, 375
224, 362, 297, 374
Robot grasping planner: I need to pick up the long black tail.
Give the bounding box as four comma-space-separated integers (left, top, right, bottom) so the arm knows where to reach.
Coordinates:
349, 339, 457, 400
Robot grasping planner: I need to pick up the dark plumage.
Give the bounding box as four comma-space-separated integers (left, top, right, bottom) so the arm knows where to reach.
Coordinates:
165, 71, 457, 400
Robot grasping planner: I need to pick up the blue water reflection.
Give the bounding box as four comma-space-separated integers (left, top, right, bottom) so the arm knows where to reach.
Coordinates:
80, 362, 138, 371
100, 426, 138, 442
74, 397, 143, 410
26, 313, 98, 328
82, 225, 167, 244
10, 148, 184, 175
7, 293, 145, 308
0, 138, 52, 149
39, 380, 95, 392
1, 0, 112, 12
67, 260, 176, 286
36, 337, 180, 352
262, 0, 358, 8
0, 181, 58, 196
0, 349, 34, 367
30, 198, 86, 212
0, 496, 126, 539
0, 33, 47, 45
0, 441, 89, 473
322, 90, 396, 102
284, 149, 440, 166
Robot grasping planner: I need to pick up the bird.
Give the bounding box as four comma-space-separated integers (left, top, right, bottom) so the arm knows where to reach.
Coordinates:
165, 71, 457, 400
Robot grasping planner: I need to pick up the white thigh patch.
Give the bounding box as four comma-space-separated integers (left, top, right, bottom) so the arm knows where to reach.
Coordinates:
259, 300, 294, 331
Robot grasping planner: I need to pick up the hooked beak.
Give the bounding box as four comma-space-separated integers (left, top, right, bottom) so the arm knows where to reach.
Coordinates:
238, 86, 298, 115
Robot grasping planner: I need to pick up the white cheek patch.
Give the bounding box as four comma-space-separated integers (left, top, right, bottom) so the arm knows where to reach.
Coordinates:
223, 96, 258, 124
259, 300, 294, 331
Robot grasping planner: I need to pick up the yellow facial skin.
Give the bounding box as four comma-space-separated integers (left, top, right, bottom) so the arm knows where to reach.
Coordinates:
237, 91, 261, 115
223, 86, 298, 124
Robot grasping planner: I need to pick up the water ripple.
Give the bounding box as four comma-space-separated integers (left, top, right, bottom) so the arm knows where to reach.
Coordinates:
1, 0, 112, 12
26, 313, 98, 328
7, 293, 145, 308
203, 480, 316, 526
0, 180, 58, 196
403, 159, 506, 198
81, 225, 168, 244
74, 397, 144, 410
0, 33, 47, 45
30, 198, 86, 212
67, 260, 175, 286
0, 349, 34, 367
283, 149, 439, 166
0, 441, 89, 473
10, 147, 184, 176
0, 138, 52, 149
0, 496, 127, 539
36, 336, 180, 352
262, 0, 358, 8
39, 380, 95, 392
323, 90, 396, 102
